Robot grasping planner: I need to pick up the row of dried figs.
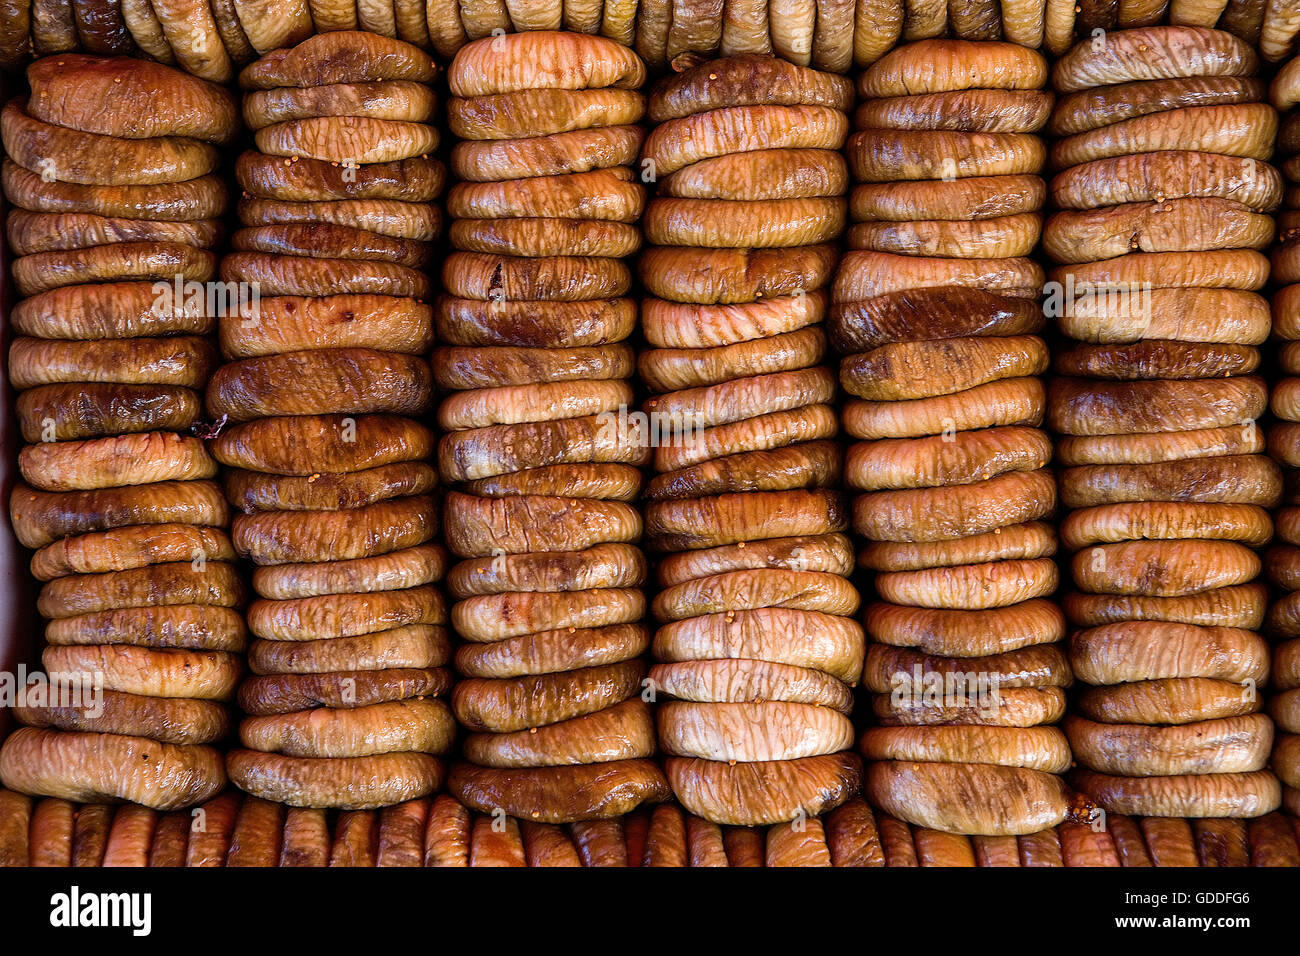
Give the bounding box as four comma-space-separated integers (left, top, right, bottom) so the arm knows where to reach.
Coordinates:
436, 32, 671, 822
0, 54, 240, 808
1266, 54, 1300, 808
12, 783, 1293, 865
1047, 25, 1283, 819
209, 32, 454, 809
837, 39, 1072, 835
639, 55, 863, 825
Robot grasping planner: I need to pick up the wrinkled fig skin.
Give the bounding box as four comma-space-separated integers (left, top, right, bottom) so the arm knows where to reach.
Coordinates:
644, 440, 842, 501
16, 383, 202, 443
644, 105, 849, 178
640, 244, 838, 304
227, 750, 444, 810
1046, 25, 1282, 818
212, 414, 433, 475
660, 149, 848, 202
829, 287, 1043, 352
450, 759, 671, 823
251, 542, 447, 600
448, 88, 645, 141
436, 297, 635, 349
233, 496, 438, 568
10, 480, 229, 550
238, 31, 437, 89
206, 349, 433, 422
851, 174, 1046, 222
7, 210, 224, 255
44, 603, 248, 652
1057, 342, 1261, 381
450, 126, 645, 183
222, 462, 437, 513
26, 54, 239, 142
462, 699, 656, 768
1049, 103, 1278, 170
239, 668, 452, 716
666, 753, 863, 826
236, 151, 445, 202
1044, 199, 1275, 265
1065, 714, 1273, 776
9, 281, 218, 340
244, 80, 438, 130
12, 241, 216, 297
246, 624, 452, 676
1052, 26, 1258, 94
10, 336, 218, 391
2, 98, 220, 186
853, 89, 1054, 134
859, 39, 1049, 97
447, 543, 646, 597
648, 54, 854, 122
253, 115, 440, 165
30, 524, 236, 581
860, 725, 1073, 772
463, 462, 643, 501
453, 661, 647, 734
446, 31, 645, 96
36, 559, 244, 620
221, 251, 432, 298
239, 697, 456, 759
867, 761, 1070, 835
1268, 61, 1300, 825
232, 223, 431, 267
447, 168, 643, 222
16, 688, 231, 746
1051, 151, 1283, 212
1069, 769, 1281, 818
456, 624, 652, 680
0, 729, 225, 811
221, 295, 434, 358
658, 700, 856, 762
1050, 75, 1268, 136
236, 196, 441, 241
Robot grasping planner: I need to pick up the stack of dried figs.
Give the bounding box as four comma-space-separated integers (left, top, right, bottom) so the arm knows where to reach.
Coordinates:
0, 55, 239, 809
437, 30, 670, 824
638, 54, 865, 826
1046, 25, 1282, 819
836, 39, 1073, 835
1267, 52, 1300, 818
212, 31, 455, 809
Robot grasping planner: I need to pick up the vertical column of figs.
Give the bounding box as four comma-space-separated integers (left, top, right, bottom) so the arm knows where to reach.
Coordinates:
437, 31, 671, 823
1266, 57, 1300, 819
1046, 25, 1282, 818
0, 56, 238, 809
834, 40, 1073, 836
212, 32, 456, 810
638, 56, 865, 826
